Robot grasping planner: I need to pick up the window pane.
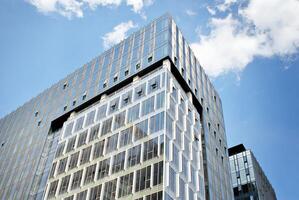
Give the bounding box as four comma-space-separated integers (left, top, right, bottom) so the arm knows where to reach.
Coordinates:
127, 144, 141, 167
118, 172, 134, 198
134, 119, 148, 141
119, 126, 133, 148
112, 151, 126, 173
141, 96, 155, 116
101, 117, 113, 136
127, 103, 140, 123
150, 112, 165, 133
114, 111, 126, 130
106, 133, 119, 154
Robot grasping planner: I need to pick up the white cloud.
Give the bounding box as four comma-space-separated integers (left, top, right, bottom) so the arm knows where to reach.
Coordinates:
185, 9, 197, 16
191, 0, 299, 77
26, 0, 153, 18
206, 6, 216, 16
102, 20, 137, 49
216, 0, 237, 12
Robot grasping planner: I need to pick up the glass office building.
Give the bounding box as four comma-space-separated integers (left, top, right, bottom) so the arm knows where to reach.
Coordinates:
0, 14, 232, 200
229, 144, 276, 200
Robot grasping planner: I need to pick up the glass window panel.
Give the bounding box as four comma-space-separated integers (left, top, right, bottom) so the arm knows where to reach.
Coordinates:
71, 170, 83, 190
127, 144, 141, 167
150, 112, 165, 133
135, 165, 151, 192
101, 117, 113, 136
80, 146, 91, 165
74, 116, 85, 132
97, 104, 107, 121
119, 126, 133, 148
156, 91, 165, 110
118, 172, 134, 198
89, 185, 102, 200
77, 130, 88, 147
66, 136, 76, 153
97, 158, 110, 179
112, 151, 126, 173
59, 175, 70, 194
143, 137, 159, 162
68, 152, 79, 170
141, 96, 155, 116
84, 164, 96, 184
93, 140, 105, 159
85, 110, 96, 127
89, 123, 100, 142
114, 111, 126, 130
106, 133, 119, 154
134, 119, 148, 141
127, 103, 140, 123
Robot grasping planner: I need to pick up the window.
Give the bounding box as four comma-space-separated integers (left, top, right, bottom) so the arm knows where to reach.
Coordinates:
102, 179, 117, 200
141, 96, 155, 116
121, 91, 132, 107
82, 93, 87, 101
175, 125, 182, 148
127, 103, 140, 123
119, 126, 133, 148
118, 172, 134, 198
77, 131, 87, 147
172, 86, 178, 100
106, 133, 118, 154
89, 124, 100, 142
66, 136, 76, 153
148, 55, 153, 63
49, 162, 57, 178
97, 104, 107, 121
35, 111, 39, 117
134, 119, 148, 141
37, 120, 42, 127
64, 122, 74, 138
93, 140, 105, 159
114, 111, 126, 130
57, 157, 68, 174
84, 164, 96, 184
68, 152, 79, 170
71, 170, 83, 190
85, 110, 96, 127
103, 82, 107, 88
77, 190, 87, 200
134, 83, 146, 100
72, 100, 76, 106
148, 76, 160, 93
136, 62, 141, 69
150, 112, 164, 133
74, 116, 85, 132
89, 185, 102, 200
182, 155, 189, 179
101, 117, 113, 136
124, 69, 129, 76
48, 180, 58, 198
145, 191, 163, 200
97, 158, 110, 179
153, 161, 163, 186
114, 75, 118, 82
135, 165, 151, 192
59, 175, 70, 194
109, 97, 119, 114
63, 82, 68, 89
64, 105, 67, 111
156, 91, 165, 110
169, 166, 176, 193
143, 137, 159, 162
80, 146, 91, 165
127, 144, 141, 167
112, 151, 126, 173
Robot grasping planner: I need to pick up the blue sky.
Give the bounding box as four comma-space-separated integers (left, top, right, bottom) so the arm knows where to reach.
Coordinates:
0, 0, 298, 199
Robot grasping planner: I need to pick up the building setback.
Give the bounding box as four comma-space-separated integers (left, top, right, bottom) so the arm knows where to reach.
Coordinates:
229, 144, 277, 200
0, 14, 233, 200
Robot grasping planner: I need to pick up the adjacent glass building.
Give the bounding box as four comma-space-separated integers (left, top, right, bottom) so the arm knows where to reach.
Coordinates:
229, 144, 277, 200
0, 14, 233, 200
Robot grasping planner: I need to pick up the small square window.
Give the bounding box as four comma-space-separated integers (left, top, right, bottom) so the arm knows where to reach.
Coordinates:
181, 68, 184, 74
151, 82, 157, 90
125, 69, 129, 76
188, 79, 191, 85
136, 63, 141, 70
63, 83, 68, 90
38, 120, 41, 126
137, 89, 143, 97
82, 94, 87, 100
73, 100, 76, 106
103, 82, 107, 88
148, 56, 153, 63
64, 105, 67, 111
114, 75, 118, 82
195, 89, 197, 95
174, 56, 177, 64
35, 111, 39, 117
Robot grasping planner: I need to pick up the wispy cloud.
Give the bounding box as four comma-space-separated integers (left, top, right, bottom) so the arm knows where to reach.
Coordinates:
191, 0, 299, 77
26, 0, 154, 19
102, 20, 137, 49
185, 9, 197, 16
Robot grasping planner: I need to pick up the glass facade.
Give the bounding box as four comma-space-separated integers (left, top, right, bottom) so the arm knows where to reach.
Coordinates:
229, 145, 277, 200
0, 14, 232, 200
